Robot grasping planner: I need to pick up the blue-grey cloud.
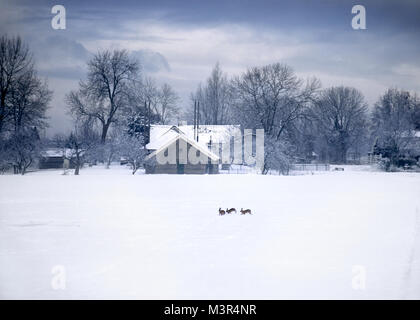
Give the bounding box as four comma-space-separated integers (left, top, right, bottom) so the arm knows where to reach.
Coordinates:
1, 0, 419, 136
29, 36, 91, 80
131, 49, 171, 73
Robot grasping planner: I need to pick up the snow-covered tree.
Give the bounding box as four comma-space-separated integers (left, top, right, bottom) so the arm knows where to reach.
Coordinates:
9, 68, 52, 133
231, 63, 319, 138
67, 49, 140, 144
231, 63, 320, 173
118, 133, 147, 175
189, 63, 232, 125
371, 88, 419, 167
311, 86, 368, 163
157, 83, 179, 124
0, 35, 51, 137
263, 135, 294, 175
63, 120, 99, 175
4, 127, 41, 175
0, 35, 33, 134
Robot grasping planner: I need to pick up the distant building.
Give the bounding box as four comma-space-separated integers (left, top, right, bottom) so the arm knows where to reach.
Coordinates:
369, 131, 420, 165
144, 124, 240, 174
405, 131, 420, 160
39, 149, 75, 169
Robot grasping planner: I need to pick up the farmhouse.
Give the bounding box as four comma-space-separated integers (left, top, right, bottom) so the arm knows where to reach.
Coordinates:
369, 131, 420, 166
405, 131, 420, 160
39, 148, 74, 169
144, 124, 239, 174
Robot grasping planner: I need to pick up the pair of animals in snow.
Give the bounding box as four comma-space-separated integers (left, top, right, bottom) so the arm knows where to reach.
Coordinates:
218, 208, 252, 216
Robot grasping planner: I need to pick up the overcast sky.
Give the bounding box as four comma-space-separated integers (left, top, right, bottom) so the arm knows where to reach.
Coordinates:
1, 0, 420, 135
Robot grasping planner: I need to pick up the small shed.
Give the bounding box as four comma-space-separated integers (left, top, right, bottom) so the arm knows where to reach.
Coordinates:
39, 149, 75, 169
145, 129, 219, 174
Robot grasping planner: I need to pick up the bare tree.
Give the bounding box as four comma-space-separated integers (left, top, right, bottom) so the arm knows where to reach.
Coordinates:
263, 135, 294, 175
412, 95, 420, 169
311, 86, 368, 163
190, 63, 232, 125
9, 68, 52, 133
63, 118, 99, 175
101, 128, 123, 169
232, 63, 319, 137
141, 77, 159, 113
0, 35, 31, 134
5, 127, 41, 175
123, 78, 160, 144
67, 49, 139, 143
412, 97, 420, 130
0, 136, 10, 174
119, 133, 146, 175
231, 63, 320, 173
65, 132, 86, 175
0, 35, 50, 135
0, 35, 51, 174
126, 78, 179, 125
156, 83, 179, 124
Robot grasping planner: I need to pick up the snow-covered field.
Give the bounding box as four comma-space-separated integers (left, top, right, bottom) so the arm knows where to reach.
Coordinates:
1, 166, 420, 299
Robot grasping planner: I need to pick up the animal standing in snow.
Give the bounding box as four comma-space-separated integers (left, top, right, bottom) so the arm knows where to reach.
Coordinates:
240, 208, 252, 215
226, 208, 236, 214
219, 208, 226, 216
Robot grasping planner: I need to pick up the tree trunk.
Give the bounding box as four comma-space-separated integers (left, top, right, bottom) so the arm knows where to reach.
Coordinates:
101, 123, 110, 144
0, 95, 6, 134
106, 152, 113, 169
21, 159, 32, 175
74, 153, 80, 175
261, 162, 268, 175
340, 143, 347, 164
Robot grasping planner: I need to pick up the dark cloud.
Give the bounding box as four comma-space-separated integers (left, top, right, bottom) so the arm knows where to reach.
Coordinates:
28, 36, 90, 80
36, 35, 89, 61
1, 0, 419, 136
40, 0, 420, 32
37, 66, 86, 80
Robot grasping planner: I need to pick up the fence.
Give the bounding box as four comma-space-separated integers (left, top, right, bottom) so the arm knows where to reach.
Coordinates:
219, 164, 258, 174
219, 163, 331, 174
291, 163, 330, 171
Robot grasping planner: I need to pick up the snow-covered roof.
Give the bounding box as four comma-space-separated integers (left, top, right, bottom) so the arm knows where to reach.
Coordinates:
147, 126, 183, 150
400, 130, 420, 138
40, 148, 74, 158
147, 124, 240, 150
145, 127, 220, 162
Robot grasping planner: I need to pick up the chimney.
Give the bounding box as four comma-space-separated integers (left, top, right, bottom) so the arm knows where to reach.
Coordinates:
193, 101, 197, 140
196, 101, 200, 142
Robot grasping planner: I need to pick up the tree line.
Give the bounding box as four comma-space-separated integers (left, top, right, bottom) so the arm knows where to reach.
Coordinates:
0, 35, 52, 174
1, 34, 419, 175
0, 35, 179, 175
188, 63, 420, 173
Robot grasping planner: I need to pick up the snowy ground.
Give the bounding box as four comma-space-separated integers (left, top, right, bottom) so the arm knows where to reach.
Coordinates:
1, 166, 420, 299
